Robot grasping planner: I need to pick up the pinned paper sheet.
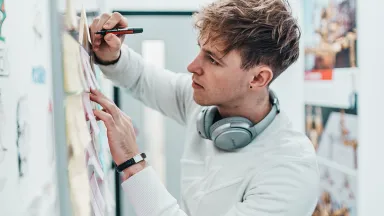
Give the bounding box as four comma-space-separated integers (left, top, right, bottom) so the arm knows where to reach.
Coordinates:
91, 131, 102, 166
88, 156, 104, 180
65, 0, 78, 30
78, 55, 89, 92
90, 172, 106, 216
79, 7, 92, 51
80, 46, 100, 90
86, 143, 104, 180
65, 95, 91, 156
102, 177, 116, 214
82, 93, 100, 135
68, 153, 91, 216
63, 33, 85, 94
89, 66, 100, 89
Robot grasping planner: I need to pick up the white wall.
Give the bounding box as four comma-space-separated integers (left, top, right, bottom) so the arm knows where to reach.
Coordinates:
0, 0, 57, 215
58, 0, 104, 12
109, 0, 214, 11
270, 0, 304, 132
357, 0, 384, 214
0, 1, 28, 214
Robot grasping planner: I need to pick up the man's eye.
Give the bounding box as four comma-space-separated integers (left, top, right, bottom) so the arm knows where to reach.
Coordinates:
206, 55, 219, 65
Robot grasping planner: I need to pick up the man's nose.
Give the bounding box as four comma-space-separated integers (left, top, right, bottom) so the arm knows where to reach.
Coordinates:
187, 55, 203, 75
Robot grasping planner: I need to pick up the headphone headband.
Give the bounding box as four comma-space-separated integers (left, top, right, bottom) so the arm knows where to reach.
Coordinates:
250, 89, 280, 137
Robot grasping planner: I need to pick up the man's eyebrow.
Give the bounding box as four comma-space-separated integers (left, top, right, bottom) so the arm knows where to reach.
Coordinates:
200, 46, 226, 65
197, 41, 226, 65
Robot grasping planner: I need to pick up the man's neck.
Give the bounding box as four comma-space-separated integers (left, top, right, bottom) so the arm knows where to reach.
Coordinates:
217, 92, 271, 124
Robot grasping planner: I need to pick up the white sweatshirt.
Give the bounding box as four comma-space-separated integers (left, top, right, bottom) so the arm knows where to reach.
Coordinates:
98, 45, 320, 216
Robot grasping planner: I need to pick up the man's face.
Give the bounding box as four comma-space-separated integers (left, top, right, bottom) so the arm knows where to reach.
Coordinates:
187, 39, 250, 106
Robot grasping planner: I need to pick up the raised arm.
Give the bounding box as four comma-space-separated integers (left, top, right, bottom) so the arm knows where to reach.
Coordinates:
99, 45, 193, 125
90, 12, 194, 125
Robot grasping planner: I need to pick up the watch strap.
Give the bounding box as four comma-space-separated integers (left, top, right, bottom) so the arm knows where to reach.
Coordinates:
93, 50, 121, 66
116, 153, 146, 173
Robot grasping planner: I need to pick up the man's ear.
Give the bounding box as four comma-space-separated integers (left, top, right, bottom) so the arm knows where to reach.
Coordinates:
249, 66, 273, 88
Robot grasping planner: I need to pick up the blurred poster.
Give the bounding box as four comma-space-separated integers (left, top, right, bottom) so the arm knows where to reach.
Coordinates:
303, 0, 357, 81
313, 164, 357, 216
305, 104, 358, 216
305, 104, 358, 165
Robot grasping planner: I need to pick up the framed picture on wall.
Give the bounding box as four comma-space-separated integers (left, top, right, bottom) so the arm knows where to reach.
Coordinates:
303, 0, 357, 81
305, 104, 358, 168
305, 104, 358, 216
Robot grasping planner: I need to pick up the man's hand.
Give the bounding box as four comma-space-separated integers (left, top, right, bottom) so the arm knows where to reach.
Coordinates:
89, 12, 128, 63
90, 88, 145, 179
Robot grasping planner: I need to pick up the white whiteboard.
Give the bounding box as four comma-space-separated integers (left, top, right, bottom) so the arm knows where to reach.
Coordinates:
0, 0, 57, 215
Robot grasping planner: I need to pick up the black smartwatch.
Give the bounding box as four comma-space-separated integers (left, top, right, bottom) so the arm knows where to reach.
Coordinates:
116, 153, 147, 173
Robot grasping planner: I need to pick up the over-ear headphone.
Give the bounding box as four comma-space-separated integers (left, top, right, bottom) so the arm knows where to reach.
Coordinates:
196, 90, 280, 151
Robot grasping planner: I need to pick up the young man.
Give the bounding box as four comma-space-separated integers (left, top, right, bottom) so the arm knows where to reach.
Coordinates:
89, 0, 319, 215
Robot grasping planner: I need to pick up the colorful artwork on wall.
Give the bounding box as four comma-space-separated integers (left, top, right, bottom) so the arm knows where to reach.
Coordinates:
306, 104, 358, 216
303, 0, 357, 81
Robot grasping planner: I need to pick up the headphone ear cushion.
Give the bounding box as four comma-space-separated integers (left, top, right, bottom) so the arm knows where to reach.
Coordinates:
203, 106, 218, 139
210, 117, 254, 151
196, 106, 217, 139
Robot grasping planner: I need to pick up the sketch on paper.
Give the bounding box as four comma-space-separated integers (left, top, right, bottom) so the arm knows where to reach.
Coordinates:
16, 95, 30, 178
0, 0, 7, 77
303, 0, 357, 80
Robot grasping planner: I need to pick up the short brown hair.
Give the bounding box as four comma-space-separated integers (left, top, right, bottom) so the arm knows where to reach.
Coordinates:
193, 0, 301, 82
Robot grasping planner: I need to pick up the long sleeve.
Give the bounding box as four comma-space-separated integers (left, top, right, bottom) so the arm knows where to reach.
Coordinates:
122, 167, 188, 216
224, 161, 319, 216
98, 45, 194, 125
121, 160, 319, 216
